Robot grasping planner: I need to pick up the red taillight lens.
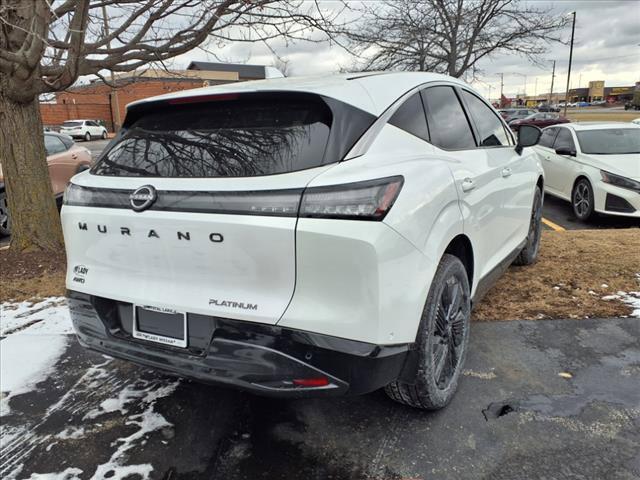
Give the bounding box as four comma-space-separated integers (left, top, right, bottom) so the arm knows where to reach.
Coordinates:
292, 377, 330, 387
300, 176, 404, 221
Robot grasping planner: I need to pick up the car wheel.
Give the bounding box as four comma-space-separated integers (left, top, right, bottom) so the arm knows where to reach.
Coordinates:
84, 132, 91, 142
572, 178, 594, 221
385, 254, 470, 410
0, 190, 11, 237
513, 186, 543, 266
101, 130, 107, 140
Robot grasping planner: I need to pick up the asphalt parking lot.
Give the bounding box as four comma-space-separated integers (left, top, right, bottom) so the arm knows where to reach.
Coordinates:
2, 316, 638, 479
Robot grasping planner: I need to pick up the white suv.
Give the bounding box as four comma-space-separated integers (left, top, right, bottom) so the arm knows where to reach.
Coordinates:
61, 72, 544, 409
59, 119, 108, 141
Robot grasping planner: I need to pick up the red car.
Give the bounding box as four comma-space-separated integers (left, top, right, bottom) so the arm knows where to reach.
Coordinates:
509, 112, 570, 131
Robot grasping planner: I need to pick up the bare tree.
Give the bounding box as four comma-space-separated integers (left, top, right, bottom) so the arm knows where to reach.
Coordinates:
343, 0, 568, 78
271, 54, 291, 76
0, 0, 340, 253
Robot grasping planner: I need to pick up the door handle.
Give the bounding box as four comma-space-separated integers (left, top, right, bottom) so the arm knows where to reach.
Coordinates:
461, 178, 476, 192
501, 167, 512, 178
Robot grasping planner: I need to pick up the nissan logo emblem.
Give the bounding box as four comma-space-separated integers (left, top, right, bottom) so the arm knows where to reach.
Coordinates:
129, 185, 157, 212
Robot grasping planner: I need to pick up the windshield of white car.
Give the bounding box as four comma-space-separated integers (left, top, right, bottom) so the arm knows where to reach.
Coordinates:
62, 121, 82, 127
576, 128, 640, 154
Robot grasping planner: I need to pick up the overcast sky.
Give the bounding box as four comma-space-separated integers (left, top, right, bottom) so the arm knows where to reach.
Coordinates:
172, 0, 640, 100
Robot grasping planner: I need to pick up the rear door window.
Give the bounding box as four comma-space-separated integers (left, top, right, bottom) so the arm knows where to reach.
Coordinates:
421, 86, 476, 150
92, 93, 369, 178
553, 129, 575, 151
388, 93, 429, 141
538, 128, 558, 148
44, 135, 67, 155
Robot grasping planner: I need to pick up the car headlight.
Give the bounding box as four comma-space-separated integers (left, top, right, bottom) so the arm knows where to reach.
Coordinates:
600, 170, 640, 193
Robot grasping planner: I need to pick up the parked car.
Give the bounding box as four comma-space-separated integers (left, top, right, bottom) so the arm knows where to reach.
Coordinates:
499, 108, 536, 122
537, 103, 560, 113
59, 119, 108, 141
509, 112, 570, 131
534, 123, 640, 221
61, 72, 544, 410
632, 118, 640, 125
591, 100, 606, 106
0, 132, 92, 236
576, 101, 591, 108
624, 101, 640, 111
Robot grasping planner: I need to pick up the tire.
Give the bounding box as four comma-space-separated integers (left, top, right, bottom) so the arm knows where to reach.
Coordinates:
0, 190, 11, 237
385, 254, 471, 410
84, 131, 91, 142
572, 178, 594, 221
101, 130, 107, 140
513, 186, 543, 266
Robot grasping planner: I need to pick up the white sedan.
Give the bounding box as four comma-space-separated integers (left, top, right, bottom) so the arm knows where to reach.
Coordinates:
534, 122, 640, 220
632, 118, 640, 126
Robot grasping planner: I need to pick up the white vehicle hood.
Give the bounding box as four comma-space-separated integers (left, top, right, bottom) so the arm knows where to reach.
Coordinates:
581, 154, 640, 181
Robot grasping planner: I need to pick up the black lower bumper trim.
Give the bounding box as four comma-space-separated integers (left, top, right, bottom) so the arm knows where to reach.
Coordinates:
67, 290, 411, 397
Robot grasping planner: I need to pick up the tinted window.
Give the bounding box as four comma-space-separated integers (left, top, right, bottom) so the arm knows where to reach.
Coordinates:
576, 128, 640, 154
59, 135, 74, 149
93, 95, 336, 177
62, 121, 82, 127
461, 90, 509, 146
539, 128, 558, 148
389, 93, 429, 141
44, 135, 67, 155
422, 86, 475, 150
553, 129, 575, 150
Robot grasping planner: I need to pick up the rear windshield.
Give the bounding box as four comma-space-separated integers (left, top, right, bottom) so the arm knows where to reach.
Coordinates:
92, 94, 353, 177
62, 121, 83, 127
576, 128, 640, 154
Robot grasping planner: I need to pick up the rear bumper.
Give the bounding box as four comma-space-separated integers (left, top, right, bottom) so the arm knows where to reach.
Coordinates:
68, 290, 411, 397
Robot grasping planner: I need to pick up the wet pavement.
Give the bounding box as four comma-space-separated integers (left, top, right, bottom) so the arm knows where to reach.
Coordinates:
2, 317, 639, 479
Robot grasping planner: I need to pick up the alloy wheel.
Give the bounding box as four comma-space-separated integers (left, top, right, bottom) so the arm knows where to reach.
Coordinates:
573, 181, 591, 219
432, 276, 467, 390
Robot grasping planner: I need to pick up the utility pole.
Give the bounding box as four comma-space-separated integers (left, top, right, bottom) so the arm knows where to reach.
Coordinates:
499, 73, 504, 106
549, 61, 556, 105
534, 77, 538, 97
564, 11, 577, 117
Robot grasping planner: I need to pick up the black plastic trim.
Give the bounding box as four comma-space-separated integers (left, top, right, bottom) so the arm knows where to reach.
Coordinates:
605, 193, 636, 213
67, 290, 411, 397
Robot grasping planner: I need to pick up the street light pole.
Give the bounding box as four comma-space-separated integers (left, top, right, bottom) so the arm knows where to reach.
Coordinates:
563, 11, 576, 117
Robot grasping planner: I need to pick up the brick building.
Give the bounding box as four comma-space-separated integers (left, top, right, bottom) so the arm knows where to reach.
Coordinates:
40, 62, 277, 132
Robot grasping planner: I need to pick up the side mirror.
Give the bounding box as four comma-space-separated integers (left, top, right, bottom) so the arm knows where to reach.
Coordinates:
555, 147, 576, 157
515, 125, 542, 155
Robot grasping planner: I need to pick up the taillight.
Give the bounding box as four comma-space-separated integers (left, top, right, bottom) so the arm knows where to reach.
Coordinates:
300, 176, 403, 221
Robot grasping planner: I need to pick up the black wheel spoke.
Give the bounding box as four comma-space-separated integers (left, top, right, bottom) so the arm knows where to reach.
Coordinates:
435, 301, 448, 336
433, 343, 448, 384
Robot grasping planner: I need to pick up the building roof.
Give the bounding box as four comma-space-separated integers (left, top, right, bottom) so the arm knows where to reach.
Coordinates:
187, 61, 268, 79
127, 71, 470, 116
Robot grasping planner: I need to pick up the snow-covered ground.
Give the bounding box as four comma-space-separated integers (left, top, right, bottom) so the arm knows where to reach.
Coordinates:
0, 298, 180, 480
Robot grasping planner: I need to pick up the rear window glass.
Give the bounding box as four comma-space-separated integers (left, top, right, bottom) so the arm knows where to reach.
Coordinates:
62, 121, 82, 127
93, 94, 335, 177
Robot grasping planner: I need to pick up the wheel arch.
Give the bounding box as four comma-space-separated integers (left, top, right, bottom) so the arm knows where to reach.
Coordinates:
443, 234, 474, 291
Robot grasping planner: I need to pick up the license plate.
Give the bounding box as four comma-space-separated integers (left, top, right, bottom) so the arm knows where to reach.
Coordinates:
132, 305, 188, 348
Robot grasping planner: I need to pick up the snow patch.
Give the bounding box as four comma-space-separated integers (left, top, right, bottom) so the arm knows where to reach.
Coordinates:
1, 334, 69, 416
26, 467, 83, 480
0, 297, 72, 336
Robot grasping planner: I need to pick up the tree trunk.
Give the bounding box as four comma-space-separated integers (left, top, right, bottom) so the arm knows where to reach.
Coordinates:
0, 90, 65, 253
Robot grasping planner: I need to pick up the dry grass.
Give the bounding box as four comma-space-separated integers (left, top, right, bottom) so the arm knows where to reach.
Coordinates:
0, 247, 66, 302
473, 229, 640, 321
566, 111, 638, 123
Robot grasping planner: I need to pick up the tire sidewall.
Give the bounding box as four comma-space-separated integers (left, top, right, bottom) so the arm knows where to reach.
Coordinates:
415, 255, 471, 408
85, 132, 91, 141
